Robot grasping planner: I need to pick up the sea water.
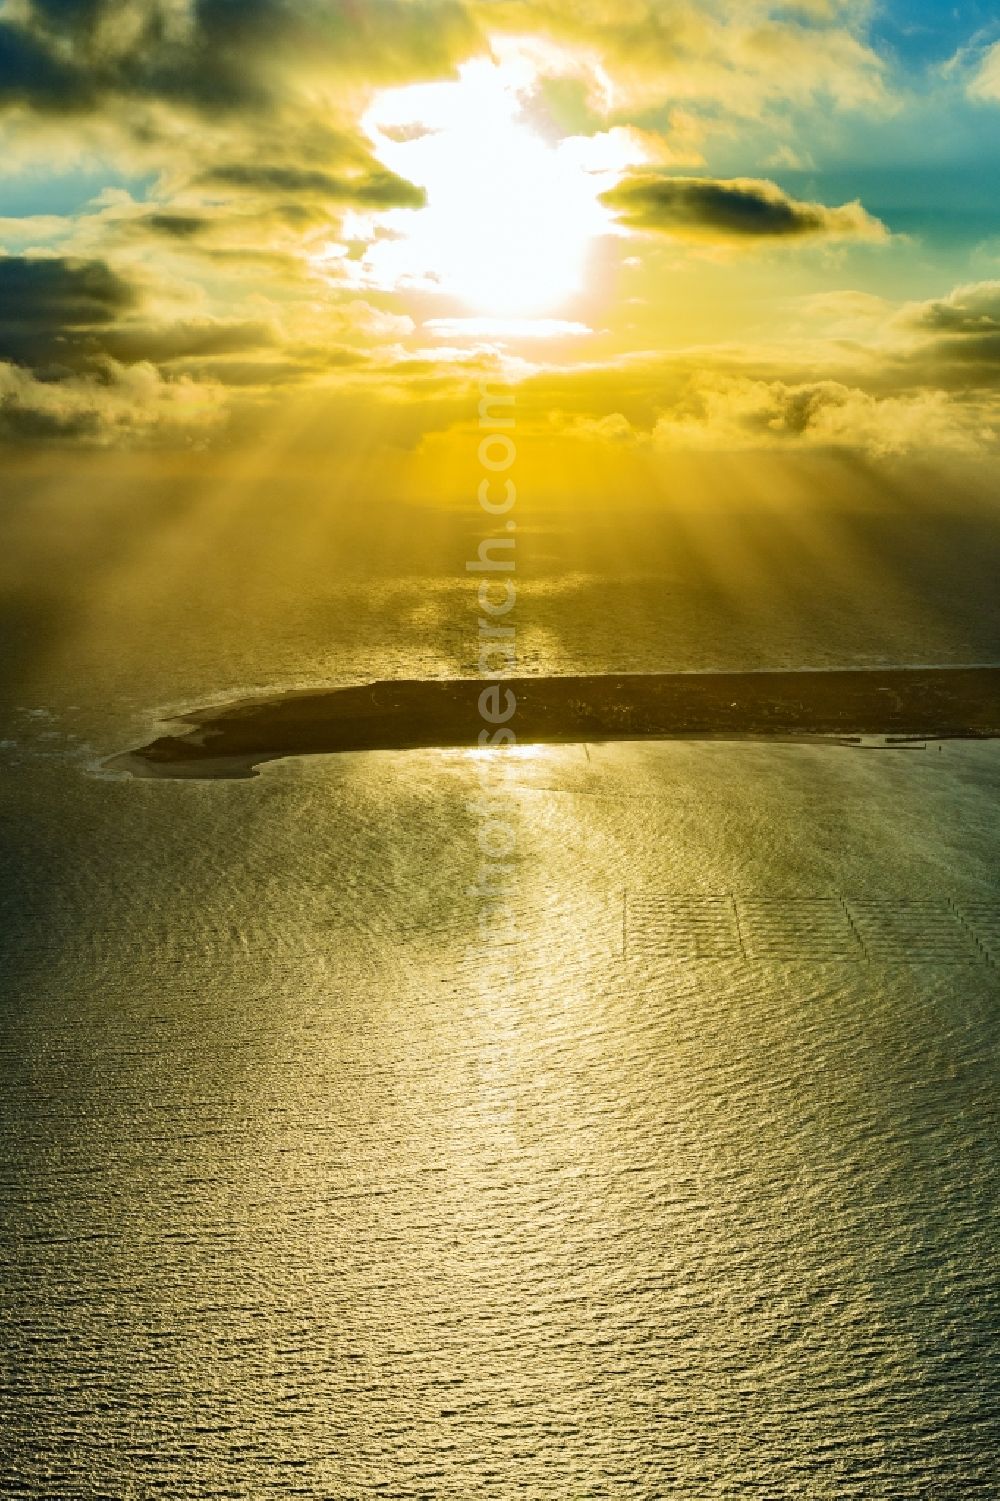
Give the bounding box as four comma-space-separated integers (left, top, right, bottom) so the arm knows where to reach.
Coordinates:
1, 473, 998, 1496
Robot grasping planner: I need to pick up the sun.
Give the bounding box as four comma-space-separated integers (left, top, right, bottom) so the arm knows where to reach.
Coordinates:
357, 59, 629, 318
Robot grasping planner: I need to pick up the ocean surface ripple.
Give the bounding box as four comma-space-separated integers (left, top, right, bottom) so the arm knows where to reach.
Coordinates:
1, 741, 998, 1497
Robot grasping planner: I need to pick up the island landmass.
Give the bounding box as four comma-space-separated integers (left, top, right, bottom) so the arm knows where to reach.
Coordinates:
106, 666, 1000, 779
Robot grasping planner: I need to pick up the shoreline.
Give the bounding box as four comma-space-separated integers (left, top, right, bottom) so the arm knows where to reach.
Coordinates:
107, 667, 1000, 780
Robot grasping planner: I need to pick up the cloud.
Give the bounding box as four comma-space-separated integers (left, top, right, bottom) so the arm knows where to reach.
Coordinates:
121, 199, 343, 252
0, 0, 483, 121
424, 317, 592, 339
0, 6, 985, 458
0, 252, 145, 370
0, 244, 430, 441
0, 358, 226, 445
600, 173, 887, 242
968, 40, 1000, 102
795, 289, 889, 324
97, 317, 278, 366
449, 273, 1000, 458
896, 282, 1000, 384
0, 213, 73, 250
6, 240, 996, 458
649, 375, 993, 457
197, 163, 426, 209
0, 251, 283, 436
472, 0, 890, 116
321, 322, 1000, 460
0, 253, 278, 375
140, 213, 212, 239
328, 300, 415, 340
0, 253, 137, 332
903, 280, 1000, 338
526, 359, 996, 460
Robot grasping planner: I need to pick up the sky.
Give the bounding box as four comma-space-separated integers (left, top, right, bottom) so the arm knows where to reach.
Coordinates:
0, 0, 999, 478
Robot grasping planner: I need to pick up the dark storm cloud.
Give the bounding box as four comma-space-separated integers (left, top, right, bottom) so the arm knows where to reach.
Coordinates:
0, 0, 482, 119
0, 1, 259, 115
907, 282, 1000, 334
197, 163, 427, 209
142, 213, 213, 238
0, 16, 95, 111
0, 251, 223, 444
0, 256, 138, 344
99, 319, 276, 365
0, 251, 140, 372
600, 173, 885, 240
0, 255, 274, 375
898, 283, 1000, 384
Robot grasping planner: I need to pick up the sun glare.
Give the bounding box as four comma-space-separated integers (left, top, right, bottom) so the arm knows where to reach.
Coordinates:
358, 59, 632, 317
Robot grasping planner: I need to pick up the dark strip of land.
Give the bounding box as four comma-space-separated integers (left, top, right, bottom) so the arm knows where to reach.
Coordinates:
107, 667, 1000, 779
